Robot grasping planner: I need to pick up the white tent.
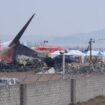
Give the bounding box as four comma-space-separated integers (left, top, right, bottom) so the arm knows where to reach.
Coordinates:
65, 50, 85, 56
102, 51, 105, 62
102, 51, 105, 56
65, 50, 85, 63
85, 50, 103, 56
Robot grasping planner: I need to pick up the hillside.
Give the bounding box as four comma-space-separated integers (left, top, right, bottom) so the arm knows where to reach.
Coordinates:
50, 29, 105, 47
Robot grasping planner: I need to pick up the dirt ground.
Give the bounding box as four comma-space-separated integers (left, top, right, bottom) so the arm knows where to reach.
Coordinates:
70, 96, 105, 105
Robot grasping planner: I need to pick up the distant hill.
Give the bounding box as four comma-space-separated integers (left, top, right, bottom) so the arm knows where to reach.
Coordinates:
49, 29, 105, 48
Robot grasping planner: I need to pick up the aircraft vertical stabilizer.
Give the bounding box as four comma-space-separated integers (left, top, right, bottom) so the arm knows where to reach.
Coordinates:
9, 14, 35, 47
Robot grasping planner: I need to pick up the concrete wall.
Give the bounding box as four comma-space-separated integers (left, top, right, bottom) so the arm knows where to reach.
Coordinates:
26, 80, 71, 105
0, 85, 20, 105
25, 75, 105, 104
76, 74, 105, 102
1, 74, 105, 105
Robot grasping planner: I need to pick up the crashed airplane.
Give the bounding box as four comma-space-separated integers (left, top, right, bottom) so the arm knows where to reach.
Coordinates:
0, 14, 40, 64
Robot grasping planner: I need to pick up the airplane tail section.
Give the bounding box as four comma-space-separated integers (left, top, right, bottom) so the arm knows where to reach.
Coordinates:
9, 14, 35, 47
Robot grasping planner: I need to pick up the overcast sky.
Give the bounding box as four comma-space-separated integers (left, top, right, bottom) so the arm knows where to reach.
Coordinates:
0, 0, 105, 44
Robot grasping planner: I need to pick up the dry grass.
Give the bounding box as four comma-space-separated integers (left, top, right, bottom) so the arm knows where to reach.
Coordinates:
70, 96, 105, 105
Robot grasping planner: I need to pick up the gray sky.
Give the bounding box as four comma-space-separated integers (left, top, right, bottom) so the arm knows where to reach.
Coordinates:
0, 0, 105, 44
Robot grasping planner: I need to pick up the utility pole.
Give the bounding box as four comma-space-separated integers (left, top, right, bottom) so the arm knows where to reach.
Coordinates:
89, 38, 95, 64
0, 40, 1, 56
62, 52, 65, 78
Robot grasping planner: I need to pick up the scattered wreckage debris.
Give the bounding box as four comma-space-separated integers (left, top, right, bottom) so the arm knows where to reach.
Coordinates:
1, 53, 105, 74
0, 56, 45, 72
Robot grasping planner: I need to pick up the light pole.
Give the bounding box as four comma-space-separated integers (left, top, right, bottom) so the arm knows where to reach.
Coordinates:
43, 40, 48, 46
60, 51, 67, 79
89, 38, 95, 64
60, 49, 68, 78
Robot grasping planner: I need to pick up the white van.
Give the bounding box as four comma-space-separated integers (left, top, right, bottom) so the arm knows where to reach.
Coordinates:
0, 78, 19, 86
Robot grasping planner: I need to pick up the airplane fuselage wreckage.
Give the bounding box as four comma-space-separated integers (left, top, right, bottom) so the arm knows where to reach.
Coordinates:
0, 14, 45, 72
